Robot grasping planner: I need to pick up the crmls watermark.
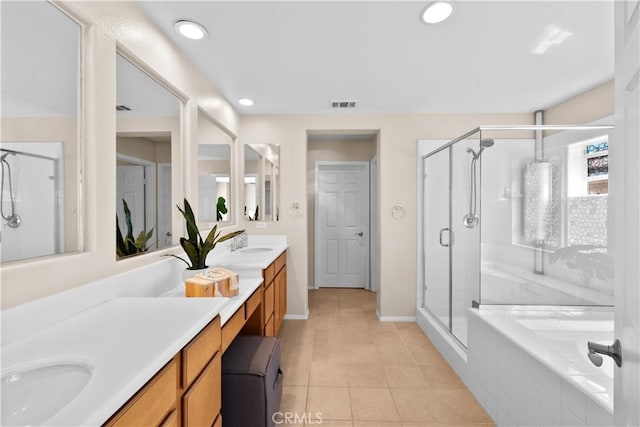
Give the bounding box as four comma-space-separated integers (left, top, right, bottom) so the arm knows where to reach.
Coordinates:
272, 411, 323, 424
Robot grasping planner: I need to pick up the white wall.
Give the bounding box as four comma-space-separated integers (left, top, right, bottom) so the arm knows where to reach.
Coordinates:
1, 1, 241, 308
240, 113, 534, 318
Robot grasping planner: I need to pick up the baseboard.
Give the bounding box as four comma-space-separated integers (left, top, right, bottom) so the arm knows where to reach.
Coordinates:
284, 312, 309, 320
376, 310, 416, 322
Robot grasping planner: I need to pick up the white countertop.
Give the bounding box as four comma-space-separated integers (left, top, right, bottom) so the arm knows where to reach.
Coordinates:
161, 277, 263, 325
215, 242, 288, 270
2, 297, 228, 426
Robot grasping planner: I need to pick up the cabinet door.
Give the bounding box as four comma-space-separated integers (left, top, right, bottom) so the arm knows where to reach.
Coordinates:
279, 266, 287, 321
264, 313, 275, 337
274, 272, 281, 332
263, 281, 275, 324
182, 317, 220, 388
106, 357, 178, 427
182, 354, 221, 427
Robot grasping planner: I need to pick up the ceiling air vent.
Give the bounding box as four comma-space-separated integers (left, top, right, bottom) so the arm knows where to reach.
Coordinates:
116, 104, 131, 111
330, 100, 357, 109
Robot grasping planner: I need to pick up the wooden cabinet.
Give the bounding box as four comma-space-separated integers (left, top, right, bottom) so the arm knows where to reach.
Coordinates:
106, 317, 222, 427
275, 266, 287, 333
182, 354, 221, 427
106, 357, 179, 427
240, 250, 287, 338
263, 250, 287, 336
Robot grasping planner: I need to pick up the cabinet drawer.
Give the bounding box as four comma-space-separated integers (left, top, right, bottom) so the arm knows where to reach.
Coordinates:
264, 262, 275, 285
245, 286, 262, 320
182, 317, 221, 388
182, 353, 221, 427
264, 313, 275, 337
275, 251, 286, 273
263, 281, 275, 323
222, 308, 245, 353
106, 357, 178, 427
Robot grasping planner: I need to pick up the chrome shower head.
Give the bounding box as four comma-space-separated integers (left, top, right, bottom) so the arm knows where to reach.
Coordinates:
480, 138, 495, 148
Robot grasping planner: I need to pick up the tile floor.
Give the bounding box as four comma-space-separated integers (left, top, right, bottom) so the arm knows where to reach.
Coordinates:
277, 288, 494, 426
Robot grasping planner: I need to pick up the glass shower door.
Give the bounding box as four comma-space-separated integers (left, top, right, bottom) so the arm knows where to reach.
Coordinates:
422, 149, 451, 329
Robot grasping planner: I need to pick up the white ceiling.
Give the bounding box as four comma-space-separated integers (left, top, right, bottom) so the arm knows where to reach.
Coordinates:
138, 0, 614, 115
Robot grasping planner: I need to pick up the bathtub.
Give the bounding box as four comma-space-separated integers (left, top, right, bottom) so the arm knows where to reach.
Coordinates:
467, 306, 614, 426
481, 262, 614, 306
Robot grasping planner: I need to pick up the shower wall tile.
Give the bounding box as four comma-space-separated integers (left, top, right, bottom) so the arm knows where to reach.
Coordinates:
567, 196, 608, 247
586, 397, 614, 426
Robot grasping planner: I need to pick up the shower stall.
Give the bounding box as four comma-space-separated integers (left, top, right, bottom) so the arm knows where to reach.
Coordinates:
417, 123, 616, 424
1, 143, 65, 263
419, 124, 615, 347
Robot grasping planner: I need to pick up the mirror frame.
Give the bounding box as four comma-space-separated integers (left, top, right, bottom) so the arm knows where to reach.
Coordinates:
115, 46, 187, 259
0, 1, 84, 264
196, 108, 235, 229
243, 143, 279, 222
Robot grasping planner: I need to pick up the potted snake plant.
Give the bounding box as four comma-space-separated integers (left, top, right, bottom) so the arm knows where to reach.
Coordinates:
167, 198, 244, 271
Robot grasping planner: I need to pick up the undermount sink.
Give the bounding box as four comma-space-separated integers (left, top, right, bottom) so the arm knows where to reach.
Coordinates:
2, 361, 92, 426
239, 247, 273, 254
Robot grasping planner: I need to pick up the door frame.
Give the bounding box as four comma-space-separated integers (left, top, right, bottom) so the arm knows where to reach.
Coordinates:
157, 162, 172, 249
314, 160, 370, 289
369, 156, 378, 292
116, 153, 156, 241
614, 1, 640, 424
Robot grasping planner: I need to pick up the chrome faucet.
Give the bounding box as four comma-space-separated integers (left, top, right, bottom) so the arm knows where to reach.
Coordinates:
230, 232, 248, 251
587, 339, 622, 367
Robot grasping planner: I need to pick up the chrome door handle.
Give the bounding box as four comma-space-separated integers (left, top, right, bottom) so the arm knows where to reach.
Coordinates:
587, 339, 622, 367
355, 232, 363, 236
439, 228, 450, 247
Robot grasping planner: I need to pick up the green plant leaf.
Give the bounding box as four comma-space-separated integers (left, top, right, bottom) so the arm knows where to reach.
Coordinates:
122, 199, 135, 241
204, 224, 218, 247
177, 199, 200, 244
217, 230, 245, 244
135, 229, 152, 252
163, 253, 191, 268
116, 215, 127, 257
180, 237, 200, 269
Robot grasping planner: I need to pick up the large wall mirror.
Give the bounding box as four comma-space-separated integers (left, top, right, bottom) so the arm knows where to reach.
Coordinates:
197, 111, 232, 228
116, 53, 181, 258
244, 144, 279, 222
1, 1, 81, 263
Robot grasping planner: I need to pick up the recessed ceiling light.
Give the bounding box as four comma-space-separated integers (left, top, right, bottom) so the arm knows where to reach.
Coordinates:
238, 98, 255, 107
174, 20, 208, 40
421, 1, 455, 24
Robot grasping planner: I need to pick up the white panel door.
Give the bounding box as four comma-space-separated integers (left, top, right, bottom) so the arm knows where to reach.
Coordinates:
116, 165, 145, 238
198, 175, 217, 222
316, 162, 369, 288
614, 1, 640, 425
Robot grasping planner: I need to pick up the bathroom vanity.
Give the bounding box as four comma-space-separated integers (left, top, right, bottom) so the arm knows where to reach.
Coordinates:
1, 236, 288, 426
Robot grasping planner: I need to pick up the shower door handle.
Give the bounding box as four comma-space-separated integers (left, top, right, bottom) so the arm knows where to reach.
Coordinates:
439, 228, 450, 247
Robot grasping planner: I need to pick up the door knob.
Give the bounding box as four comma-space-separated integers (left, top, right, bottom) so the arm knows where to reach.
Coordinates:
166, 232, 172, 237
355, 232, 364, 236
587, 339, 622, 368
